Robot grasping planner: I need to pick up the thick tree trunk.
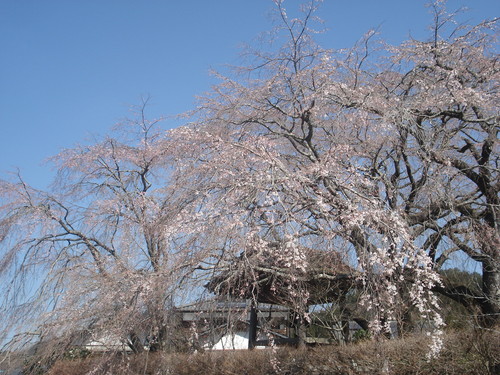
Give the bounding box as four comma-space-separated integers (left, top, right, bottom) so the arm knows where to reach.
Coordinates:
288, 311, 307, 348
339, 297, 350, 344
149, 324, 168, 352
128, 332, 144, 353
481, 259, 500, 327
297, 322, 307, 348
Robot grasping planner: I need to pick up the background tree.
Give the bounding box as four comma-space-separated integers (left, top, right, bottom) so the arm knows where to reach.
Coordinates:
344, 3, 499, 326
0, 101, 196, 363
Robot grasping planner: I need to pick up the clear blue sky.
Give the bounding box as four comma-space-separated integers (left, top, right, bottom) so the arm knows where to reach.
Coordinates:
1, 0, 498, 189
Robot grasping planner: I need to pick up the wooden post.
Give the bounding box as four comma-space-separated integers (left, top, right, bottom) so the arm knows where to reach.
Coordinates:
248, 303, 257, 349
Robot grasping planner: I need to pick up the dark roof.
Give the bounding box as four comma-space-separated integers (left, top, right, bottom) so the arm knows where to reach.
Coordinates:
206, 244, 356, 306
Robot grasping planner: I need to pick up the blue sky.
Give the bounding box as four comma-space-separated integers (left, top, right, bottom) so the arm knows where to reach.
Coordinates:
1, 0, 498, 189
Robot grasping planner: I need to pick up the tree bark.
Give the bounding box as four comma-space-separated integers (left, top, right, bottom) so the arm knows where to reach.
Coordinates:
481, 259, 500, 327
128, 332, 144, 354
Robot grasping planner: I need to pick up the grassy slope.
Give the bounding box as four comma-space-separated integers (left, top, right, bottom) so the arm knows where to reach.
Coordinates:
46, 329, 499, 375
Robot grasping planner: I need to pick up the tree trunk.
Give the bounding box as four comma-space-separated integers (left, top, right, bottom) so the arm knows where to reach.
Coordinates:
481, 259, 500, 327
339, 297, 350, 344
297, 308, 309, 348
128, 332, 144, 353
297, 321, 307, 348
149, 324, 168, 352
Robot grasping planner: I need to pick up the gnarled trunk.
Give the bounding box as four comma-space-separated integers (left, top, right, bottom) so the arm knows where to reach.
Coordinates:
481, 259, 500, 327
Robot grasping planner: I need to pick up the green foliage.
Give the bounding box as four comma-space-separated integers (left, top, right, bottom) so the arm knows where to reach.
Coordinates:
439, 268, 482, 328
63, 347, 91, 360
352, 329, 371, 343
440, 268, 482, 293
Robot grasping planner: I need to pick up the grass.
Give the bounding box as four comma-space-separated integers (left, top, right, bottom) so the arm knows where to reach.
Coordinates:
45, 328, 499, 375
